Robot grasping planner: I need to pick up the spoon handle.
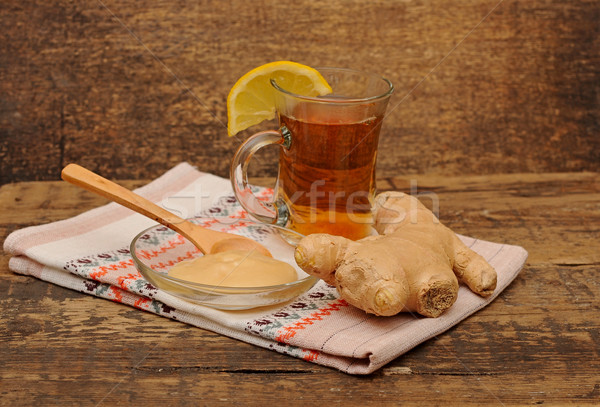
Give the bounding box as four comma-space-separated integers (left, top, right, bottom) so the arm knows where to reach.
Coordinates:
61, 163, 202, 246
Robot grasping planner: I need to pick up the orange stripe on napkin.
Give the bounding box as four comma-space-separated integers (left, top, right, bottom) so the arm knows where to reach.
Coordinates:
276, 299, 349, 343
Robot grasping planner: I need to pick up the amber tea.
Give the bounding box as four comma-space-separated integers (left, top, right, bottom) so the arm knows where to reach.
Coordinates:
278, 104, 383, 239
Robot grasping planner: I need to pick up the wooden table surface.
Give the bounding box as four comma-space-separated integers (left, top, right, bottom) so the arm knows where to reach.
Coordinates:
1, 172, 599, 405
2, 0, 600, 404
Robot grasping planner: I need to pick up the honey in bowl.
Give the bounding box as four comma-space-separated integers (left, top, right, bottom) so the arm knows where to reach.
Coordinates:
168, 250, 298, 288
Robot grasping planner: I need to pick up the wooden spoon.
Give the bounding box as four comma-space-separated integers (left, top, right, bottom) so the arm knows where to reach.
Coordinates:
61, 164, 271, 257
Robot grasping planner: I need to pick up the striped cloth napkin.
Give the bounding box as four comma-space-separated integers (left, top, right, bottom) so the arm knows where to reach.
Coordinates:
4, 162, 528, 374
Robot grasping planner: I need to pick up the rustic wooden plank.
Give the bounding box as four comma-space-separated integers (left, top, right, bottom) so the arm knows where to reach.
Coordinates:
1, 0, 599, 184
0, 278, 597, 405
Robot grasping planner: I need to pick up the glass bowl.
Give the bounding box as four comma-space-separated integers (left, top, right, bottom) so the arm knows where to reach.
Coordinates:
130, 217, 318, 310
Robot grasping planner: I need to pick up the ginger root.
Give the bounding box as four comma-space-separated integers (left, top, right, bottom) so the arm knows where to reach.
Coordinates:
294, 192, 497, 317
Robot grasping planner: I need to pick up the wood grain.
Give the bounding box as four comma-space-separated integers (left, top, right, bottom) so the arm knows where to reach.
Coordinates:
1, 173, 598, 405
1, 0, 599, 184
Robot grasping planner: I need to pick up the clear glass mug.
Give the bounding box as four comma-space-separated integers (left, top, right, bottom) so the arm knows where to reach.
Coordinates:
230, 67, 393, 241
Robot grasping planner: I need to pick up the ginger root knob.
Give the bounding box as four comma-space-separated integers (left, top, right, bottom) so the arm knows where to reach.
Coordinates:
294, 192, 497, 318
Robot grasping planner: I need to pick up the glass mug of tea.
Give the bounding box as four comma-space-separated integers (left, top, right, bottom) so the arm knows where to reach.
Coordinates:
230, 67, 393, 240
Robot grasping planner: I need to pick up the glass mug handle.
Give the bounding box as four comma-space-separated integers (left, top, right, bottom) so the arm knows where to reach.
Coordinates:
230, 127, 292, 227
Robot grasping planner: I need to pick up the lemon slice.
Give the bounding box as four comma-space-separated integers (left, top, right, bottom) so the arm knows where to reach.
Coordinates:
227, 61, 332, 137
